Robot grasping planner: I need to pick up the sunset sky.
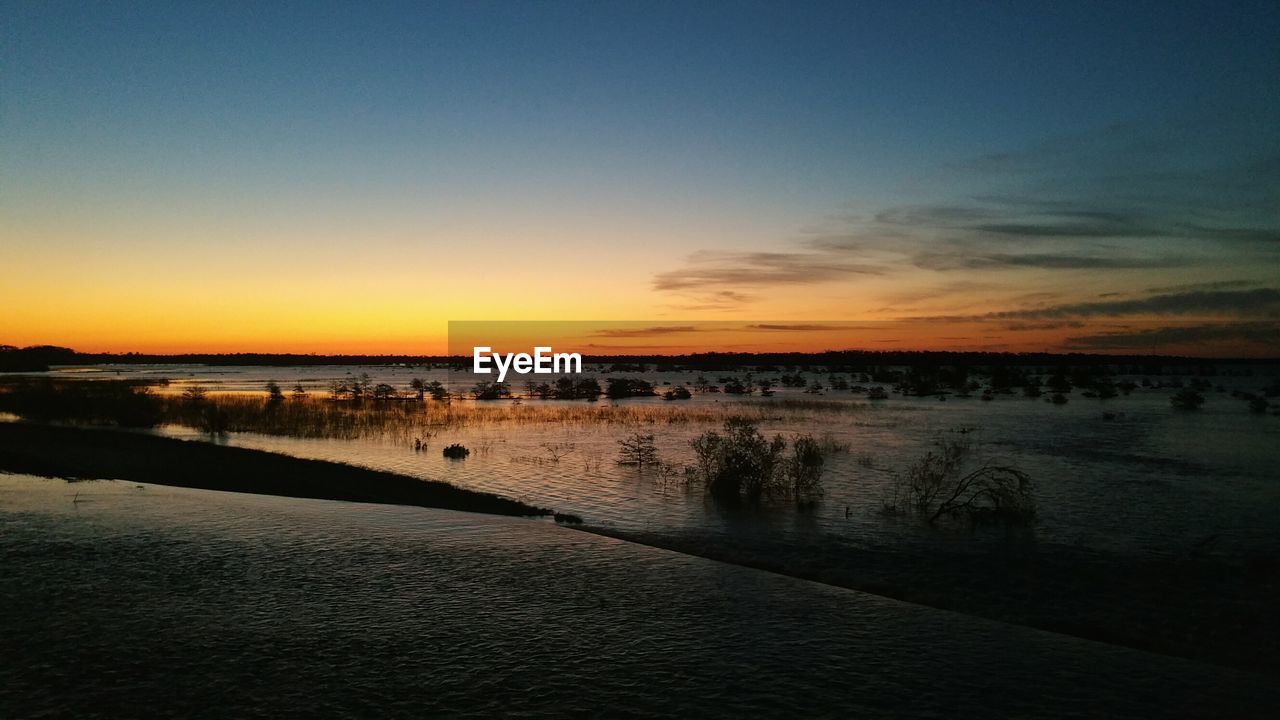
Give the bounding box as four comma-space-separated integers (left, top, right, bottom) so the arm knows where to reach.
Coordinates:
3, 1, 1278, 356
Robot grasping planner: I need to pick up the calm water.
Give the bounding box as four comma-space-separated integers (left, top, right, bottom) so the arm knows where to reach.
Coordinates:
22, 363, 1280, 555
2, 474, 1276, 718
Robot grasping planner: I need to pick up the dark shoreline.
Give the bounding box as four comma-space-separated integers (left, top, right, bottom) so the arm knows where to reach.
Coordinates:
0, 423, 551, 518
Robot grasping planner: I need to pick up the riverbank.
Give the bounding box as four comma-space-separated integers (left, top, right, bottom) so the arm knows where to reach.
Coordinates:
0, 423, 551, 518
580, 526, 1280, 676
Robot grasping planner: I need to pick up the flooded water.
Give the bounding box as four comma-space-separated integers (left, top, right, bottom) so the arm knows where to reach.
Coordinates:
2, 474, 1276, 718
49, 362, 1274, 558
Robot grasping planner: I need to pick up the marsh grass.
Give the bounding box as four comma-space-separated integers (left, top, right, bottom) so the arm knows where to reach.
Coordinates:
154, 394, 851, 442
1, 379, 877, 443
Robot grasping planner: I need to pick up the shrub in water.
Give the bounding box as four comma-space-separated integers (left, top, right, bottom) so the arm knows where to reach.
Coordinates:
442, 443, 470, 459
687, 419, 825, 504
884, 432, 1035, 526
605, 377, 657, 399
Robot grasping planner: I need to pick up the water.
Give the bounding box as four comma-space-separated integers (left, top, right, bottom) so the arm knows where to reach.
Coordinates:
2, 475, 1275, 718
51, 361, 1273, 558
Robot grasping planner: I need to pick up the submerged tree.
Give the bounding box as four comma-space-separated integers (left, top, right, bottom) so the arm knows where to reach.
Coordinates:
472, 381, 510, 400
426, 380, 448, 401
884, 432, 1035, 526
616, 433, 659, 467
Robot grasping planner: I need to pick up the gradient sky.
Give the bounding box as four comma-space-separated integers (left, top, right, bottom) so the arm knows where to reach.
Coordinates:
3, 1, 1278, 355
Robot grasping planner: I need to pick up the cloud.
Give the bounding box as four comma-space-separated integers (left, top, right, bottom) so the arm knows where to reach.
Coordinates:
591, 325, 704, 338
916, 288, 1280, 322
1004, 321, 1087, 331
1143, 279, 1262, 294
581, 343, 701, 351
650, 104, 1279, 303
1173, 224, 1280, 245
1001, 288, 1280, 319
744, 324, 848, 331
874, 280, 1000, 309
662, 290, 756, 311
913, 251, 1186, 271
1064, 322, 1280, 350
652, 251, 882, 292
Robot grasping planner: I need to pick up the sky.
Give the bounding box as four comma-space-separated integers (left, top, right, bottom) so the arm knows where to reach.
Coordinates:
2, 1, 1278, 355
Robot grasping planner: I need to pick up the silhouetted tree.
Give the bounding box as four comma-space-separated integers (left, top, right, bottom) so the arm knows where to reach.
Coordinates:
265, 381, 285, 404
605, 378, 656, 399
616, 433, 658, 467
472, 381, 510, 400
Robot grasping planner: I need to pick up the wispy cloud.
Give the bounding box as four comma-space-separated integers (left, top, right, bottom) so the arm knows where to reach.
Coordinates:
661, 290, 756, 311
590, 325, 704, 338
744, 323, 850, 331
652, 251, 882, 292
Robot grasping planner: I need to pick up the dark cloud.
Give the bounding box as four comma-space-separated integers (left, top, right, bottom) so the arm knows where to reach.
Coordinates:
745, 324, 847, 331
973, 222, 1146, 238
914, 251, 1186, 271
1064, 322, 1280, 349
1174, 224, 1280, 244
956, 288, 1280, 321
582, 343, 700, 351
1004, 321, 1087, 331
1142, 279, 1261, 294
591, 325, 703, 338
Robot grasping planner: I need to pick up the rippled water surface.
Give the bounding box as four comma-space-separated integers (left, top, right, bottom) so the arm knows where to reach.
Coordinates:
2, 475, 1277, 718
61, 363, 1272, 557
